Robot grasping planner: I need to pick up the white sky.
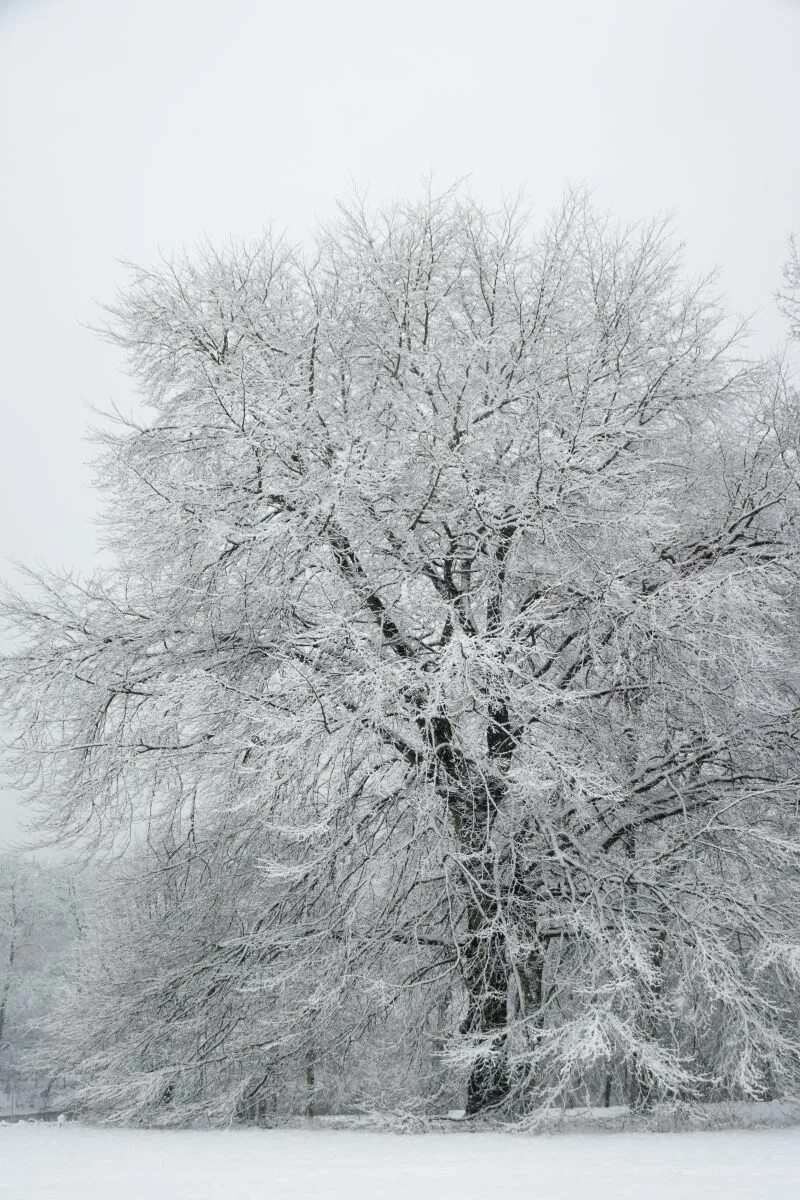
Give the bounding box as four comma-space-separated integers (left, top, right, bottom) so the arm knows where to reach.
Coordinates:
1, 0, 798, 846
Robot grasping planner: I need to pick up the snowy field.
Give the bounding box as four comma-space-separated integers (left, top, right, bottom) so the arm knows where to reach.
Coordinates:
2, 1123, 800, 1200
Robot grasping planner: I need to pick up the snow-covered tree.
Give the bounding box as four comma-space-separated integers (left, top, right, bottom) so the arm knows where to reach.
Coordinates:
779, 236, 800, 342
3, 190, 800, 1118
0, 854, 80, 1112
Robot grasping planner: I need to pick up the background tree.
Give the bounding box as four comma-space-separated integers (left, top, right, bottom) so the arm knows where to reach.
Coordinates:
779, 236, 800, 343
2, 190, 800, 1119
0, 854, 80, 1113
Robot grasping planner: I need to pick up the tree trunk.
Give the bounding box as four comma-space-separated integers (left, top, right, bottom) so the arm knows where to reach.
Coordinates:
305, 1049, 315, 1118
603, 1073, 613, 1108
462, 903, 510, 1115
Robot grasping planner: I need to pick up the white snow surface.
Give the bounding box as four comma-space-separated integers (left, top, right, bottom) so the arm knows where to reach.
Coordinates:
2, 1123, 799, 1199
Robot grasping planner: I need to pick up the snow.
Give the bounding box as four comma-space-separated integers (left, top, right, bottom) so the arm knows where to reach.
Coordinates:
2, 1123, 800, 1199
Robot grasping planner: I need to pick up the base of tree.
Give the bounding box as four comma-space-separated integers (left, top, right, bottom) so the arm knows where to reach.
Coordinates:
465, 1055, 510, 1116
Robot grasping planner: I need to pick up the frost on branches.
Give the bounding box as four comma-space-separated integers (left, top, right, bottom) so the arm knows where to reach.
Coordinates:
2, 190, 800, 1122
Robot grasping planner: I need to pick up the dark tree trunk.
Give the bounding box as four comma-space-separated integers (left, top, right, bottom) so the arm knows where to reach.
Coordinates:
431, 700, 517, 1114
305, 1049, 315, 1118
462, 902, 510, 1115
603, 1073, 613, 1108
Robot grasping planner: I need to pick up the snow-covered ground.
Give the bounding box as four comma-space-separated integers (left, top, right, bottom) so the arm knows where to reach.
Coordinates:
2, 1123, 799, 1199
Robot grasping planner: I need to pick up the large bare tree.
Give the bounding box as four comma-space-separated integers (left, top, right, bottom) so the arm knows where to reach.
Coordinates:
3, 191, 800, 1118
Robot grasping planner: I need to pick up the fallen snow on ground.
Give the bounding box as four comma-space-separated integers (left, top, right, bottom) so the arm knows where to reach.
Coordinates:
2, 1122, 799, 1199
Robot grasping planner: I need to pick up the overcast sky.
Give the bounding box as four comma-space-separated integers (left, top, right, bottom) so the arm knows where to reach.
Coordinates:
1, 0, 798, 846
